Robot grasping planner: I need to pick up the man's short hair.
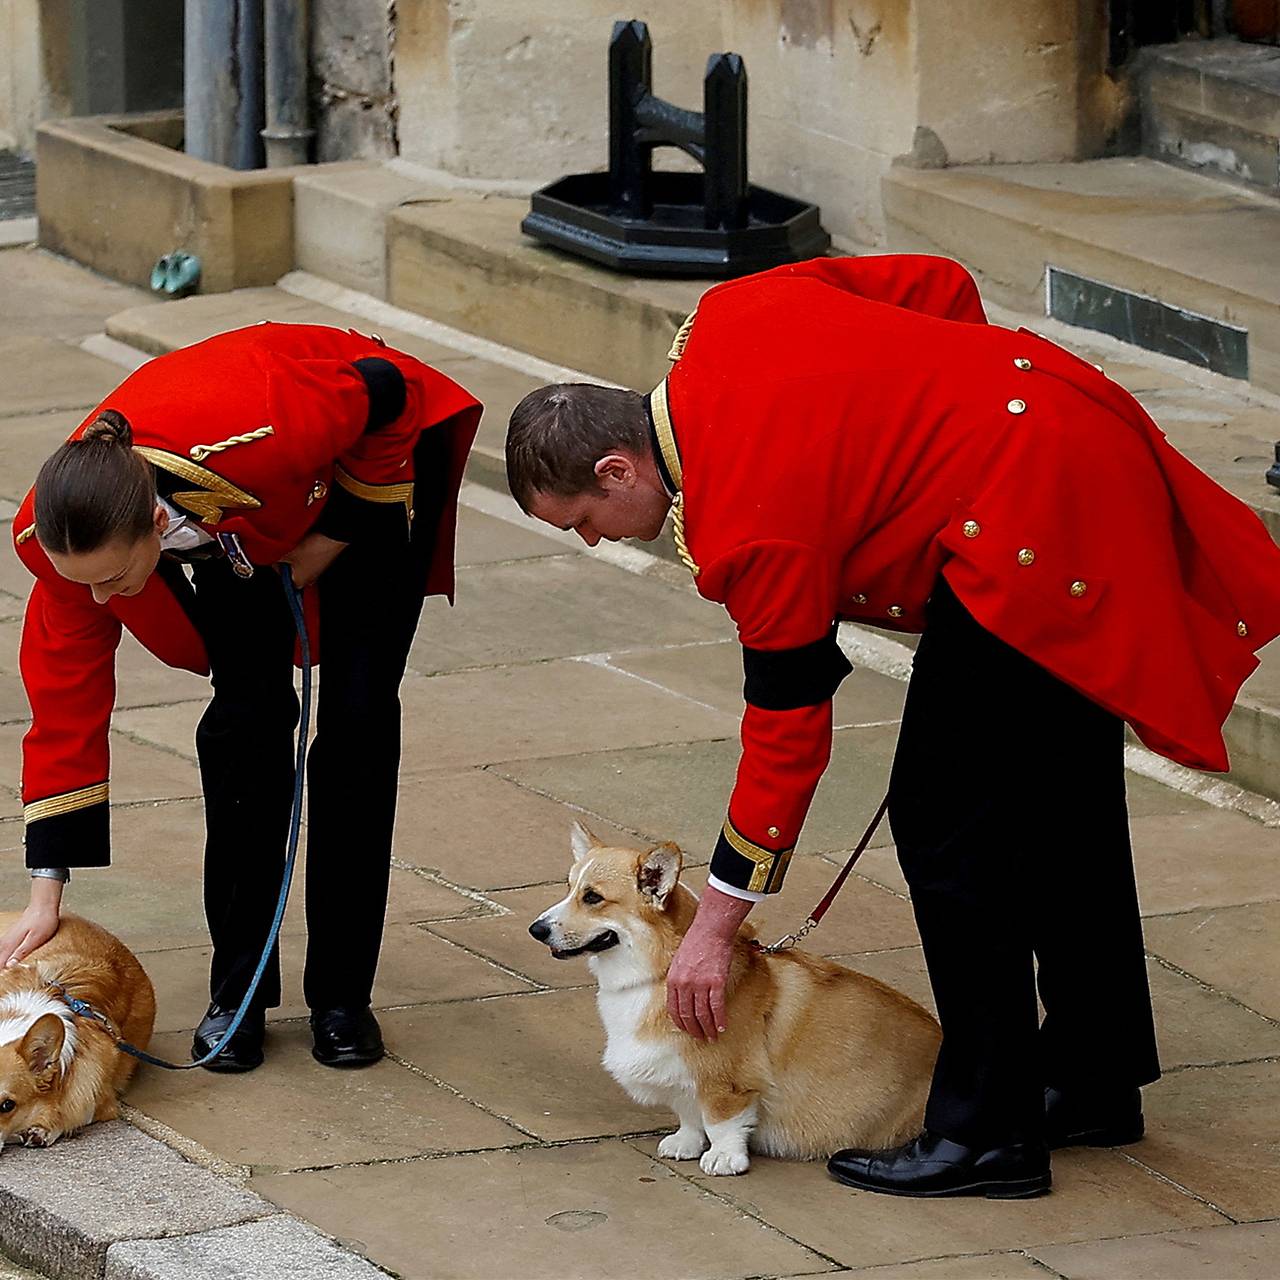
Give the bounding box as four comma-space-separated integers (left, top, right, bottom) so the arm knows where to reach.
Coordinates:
506, 383, 647, 512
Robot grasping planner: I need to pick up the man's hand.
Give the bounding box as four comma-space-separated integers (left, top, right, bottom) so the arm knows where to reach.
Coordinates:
0, 878, 63, 967
280, 532, 349, 590
666, 884, 754, 1041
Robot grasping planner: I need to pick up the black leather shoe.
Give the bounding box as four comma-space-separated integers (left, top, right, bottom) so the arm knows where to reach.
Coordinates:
310, 1005, 384, 1068
191, 1002, 265, 1073
827, 1131, 1051, 1199
1045, 1084, 1144, 1149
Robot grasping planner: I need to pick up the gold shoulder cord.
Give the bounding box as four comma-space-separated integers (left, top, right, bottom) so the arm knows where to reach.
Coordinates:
188, 425, 275, 462
656, 311, 700, 579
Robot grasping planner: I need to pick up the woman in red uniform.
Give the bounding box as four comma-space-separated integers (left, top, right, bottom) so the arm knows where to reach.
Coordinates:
0, 321, 481, 1072
506, 254, 1280, 1197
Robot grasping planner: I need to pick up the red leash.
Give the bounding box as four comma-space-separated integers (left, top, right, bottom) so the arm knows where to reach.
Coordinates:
754, 791, 890, 954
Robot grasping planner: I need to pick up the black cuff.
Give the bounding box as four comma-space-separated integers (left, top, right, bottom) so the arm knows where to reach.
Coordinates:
353, 357, 407, 432
742, 628, 852, 711
708, 820, 793, 895
25, 802, 110, 869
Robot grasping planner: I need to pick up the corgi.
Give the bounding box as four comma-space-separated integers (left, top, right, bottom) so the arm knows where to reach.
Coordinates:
0, 912, 155, 1150
530, 824, 941, 1175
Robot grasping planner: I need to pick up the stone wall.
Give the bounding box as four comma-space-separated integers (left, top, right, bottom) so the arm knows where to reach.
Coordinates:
392, 0, 1117, 246
0, 0, 41, 153
312, 0, 397, 162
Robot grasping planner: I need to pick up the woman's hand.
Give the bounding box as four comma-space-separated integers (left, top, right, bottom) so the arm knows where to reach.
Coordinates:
280, 532, 349, 590
0, 878, 64, 967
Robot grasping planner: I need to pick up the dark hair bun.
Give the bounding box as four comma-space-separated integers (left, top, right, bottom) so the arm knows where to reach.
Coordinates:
81, 409, 134, 447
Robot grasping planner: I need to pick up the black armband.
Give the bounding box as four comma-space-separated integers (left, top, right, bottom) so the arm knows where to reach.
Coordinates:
742, 628, 852, 711
353, 357, 407, 432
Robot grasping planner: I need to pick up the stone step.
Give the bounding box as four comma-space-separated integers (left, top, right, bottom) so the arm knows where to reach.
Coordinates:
1138, 38, 1280, 195
99, 282, 1280, 802
291, 160, 704, 393
884, 155, 1280, 394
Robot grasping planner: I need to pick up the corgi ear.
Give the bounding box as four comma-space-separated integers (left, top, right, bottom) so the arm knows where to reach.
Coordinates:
569, 820, 600, 863
19, 1013, 65, 1089
637, 843, 682, 905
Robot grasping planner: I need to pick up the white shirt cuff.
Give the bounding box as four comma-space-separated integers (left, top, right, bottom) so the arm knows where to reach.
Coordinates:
706, 873, 768, 903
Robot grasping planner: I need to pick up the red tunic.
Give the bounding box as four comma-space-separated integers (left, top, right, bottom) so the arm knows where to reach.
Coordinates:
14, 322, 482, 866
649, 256, 1280, 894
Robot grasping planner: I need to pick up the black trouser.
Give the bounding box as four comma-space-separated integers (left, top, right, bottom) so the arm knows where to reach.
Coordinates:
887, 577, 1160, 1149
191, 433, 445, 1014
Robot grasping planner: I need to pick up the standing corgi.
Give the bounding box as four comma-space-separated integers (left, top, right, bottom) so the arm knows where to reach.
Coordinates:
0, 913, 155, 1149
529, 824, 940, 1175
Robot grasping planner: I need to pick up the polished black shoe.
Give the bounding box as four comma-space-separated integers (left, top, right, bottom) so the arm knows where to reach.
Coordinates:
827, 1131, 1051, 1199
310, 1005, 384, 1068
1045, 1084, 1144, 1149
191, 1002, 266, 1073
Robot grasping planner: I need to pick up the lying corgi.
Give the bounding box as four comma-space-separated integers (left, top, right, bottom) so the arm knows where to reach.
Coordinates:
530, 824, 940, 1176
0, 912, 155, 1149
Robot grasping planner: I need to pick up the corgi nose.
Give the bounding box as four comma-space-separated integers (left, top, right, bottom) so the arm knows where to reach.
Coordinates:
529, 919, 551, 943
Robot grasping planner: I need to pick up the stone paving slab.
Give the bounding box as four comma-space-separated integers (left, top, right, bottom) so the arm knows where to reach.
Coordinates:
1031, 1218, 1280, 1280
103, 1215, 389, 1280
0, 246, 147, 342
396, 660, 742, 777
142, 920, 530, 1034
1143, 900, 1280, 1019
252, 1140, 824, 1280
610, 638, 909, 726
0, 410, 85, 505
0, 335, 120, 418
411, 555, 733, 675
0, 1122, 274, 1280
389, 767, 643, 891
493, 723, 901, 860
454, 504, 567, 567
633, 1139, 1224, 1271
382, 988, 658, 1142
1137, 1060, 1280, 1222
833, 1255, 1055, 1279
1126, 809, 1280, 915
127, 1023, 524, 1173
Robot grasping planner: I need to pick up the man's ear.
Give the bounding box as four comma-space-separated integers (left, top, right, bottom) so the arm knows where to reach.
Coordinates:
593, 453, 638, 490
570, 820, 600, 864
19, 1014, 65, 1089
153, 502, 170, 536
637, 843, 682, 906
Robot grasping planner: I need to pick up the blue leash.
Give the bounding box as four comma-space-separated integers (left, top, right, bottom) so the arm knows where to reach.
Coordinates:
55, 565, 312, 1070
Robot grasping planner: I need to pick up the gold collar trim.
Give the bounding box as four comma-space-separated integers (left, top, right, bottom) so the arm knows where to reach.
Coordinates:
134, 447, 261, 526
648, 379, 683, 491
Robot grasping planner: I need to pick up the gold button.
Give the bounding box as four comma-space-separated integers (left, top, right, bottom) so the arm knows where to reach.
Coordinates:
767, 826, 780, 839
307, 480, 328, 505
963, 520, 981, 538
1238, 620, 1248, 638
851, 593, 868, 605
1013, 357, 1031, 370
887, 604, 905, 618
1007, 398, 1027, 415
1069, 580, 1087, 598
1017, 548, 1035, 566
408, 508, 416, 522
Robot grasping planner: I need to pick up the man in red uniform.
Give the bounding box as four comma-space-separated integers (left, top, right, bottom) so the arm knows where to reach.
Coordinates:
2, 321, 481, 1071
505, 255, 1280, 1197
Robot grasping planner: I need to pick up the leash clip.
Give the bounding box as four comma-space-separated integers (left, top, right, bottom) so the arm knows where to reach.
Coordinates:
756, 916, 819, 955
216, 531, 255, 578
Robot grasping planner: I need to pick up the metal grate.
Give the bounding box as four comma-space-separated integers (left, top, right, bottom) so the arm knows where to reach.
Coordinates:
0, 151, 36, 221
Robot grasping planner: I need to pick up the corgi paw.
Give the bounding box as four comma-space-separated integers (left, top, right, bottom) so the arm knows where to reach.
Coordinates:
700, 1147, 749, 1176
18, 1127, 53, 1149
658, 1129, 708, 1161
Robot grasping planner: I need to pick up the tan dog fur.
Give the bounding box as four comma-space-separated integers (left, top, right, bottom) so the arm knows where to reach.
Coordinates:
531, 825, 941, 1175
0, 912, 155, 1150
